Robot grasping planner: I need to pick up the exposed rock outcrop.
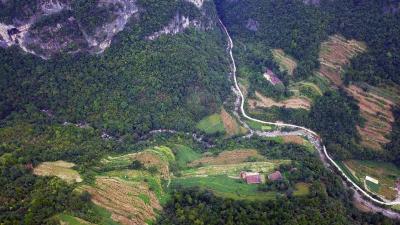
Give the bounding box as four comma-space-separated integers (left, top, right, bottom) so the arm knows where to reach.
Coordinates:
0, 0, 138, 58
147, 13, 204, 40
0, 0, 214, 58
186, 0, 207, 8
146, 1, 214, 41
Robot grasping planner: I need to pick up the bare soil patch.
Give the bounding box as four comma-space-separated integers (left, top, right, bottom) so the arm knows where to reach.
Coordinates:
33, 161, 82, 183
249, 92, 311, 110
319, 35, 366, 86
220, 107, 247, 136
189, 149, 263, 167
282, 135, 305, 145
85, 177, 161, 225
272, 49, 297, 75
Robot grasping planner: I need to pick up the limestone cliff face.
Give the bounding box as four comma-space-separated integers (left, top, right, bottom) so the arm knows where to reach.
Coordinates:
0, 0, 213, 59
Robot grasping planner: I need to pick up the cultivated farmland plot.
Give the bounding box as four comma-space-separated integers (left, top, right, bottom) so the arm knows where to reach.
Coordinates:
343, 160, 400, 201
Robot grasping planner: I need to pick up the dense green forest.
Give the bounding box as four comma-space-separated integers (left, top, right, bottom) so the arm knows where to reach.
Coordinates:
158, 187, 396, 225
309, 90, 363, 159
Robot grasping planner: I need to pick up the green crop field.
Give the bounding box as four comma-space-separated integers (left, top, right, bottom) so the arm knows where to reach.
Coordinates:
365, 180, 380, 193
262, 125, 273, 131
196, 114, 225, 134
293, 182, 311, 197
336, 161, 362, 186
59, 204, 120, 225
57, 214, 91, 225
289, 82, 323, 101
91, 205, 120, 225
103, 169, 166, 201
172, 175, 276, 201
173, 145, 201, 168
243, 119, 264, 131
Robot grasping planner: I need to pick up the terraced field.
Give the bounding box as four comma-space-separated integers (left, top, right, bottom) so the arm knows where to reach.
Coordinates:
46, 145, 179, 225
272, 49, 297, 75
249, 91, 312, 110
265, 34, 398, 152
188, 149, 265, 167
317, 35, 397, 150
101, 146, 174, 179
84, 177, 161, 225
318, 35, 366, 86
346, 85, 395, 150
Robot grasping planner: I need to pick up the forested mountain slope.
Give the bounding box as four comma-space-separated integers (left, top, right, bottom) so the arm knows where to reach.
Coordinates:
1, 0, 230, 137
0, 0, 234, 223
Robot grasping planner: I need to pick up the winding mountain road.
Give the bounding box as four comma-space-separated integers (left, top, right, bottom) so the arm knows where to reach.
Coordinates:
218, 19, 400, 208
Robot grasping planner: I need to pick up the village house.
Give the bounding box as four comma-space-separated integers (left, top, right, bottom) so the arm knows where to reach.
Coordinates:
263, 69, 283, 85
268, 171, 283, 181
240, 171, 261, 184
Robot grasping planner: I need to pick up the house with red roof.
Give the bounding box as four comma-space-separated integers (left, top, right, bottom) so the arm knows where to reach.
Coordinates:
263, 69, 283, 86
240, 171, 262, 184
268, 171, 283, 181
